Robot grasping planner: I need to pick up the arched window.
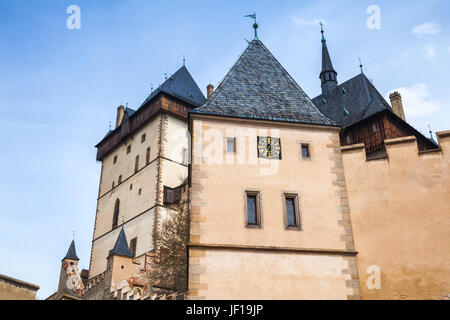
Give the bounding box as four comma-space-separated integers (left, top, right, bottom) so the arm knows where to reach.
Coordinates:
112, 199, 120, 228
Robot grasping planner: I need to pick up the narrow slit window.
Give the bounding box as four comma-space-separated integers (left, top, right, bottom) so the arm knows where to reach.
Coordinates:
135, 155, 139, 173
246, 191, 260, 227
113, 155, 118, 164
372, 124, 377, 133
141, 134, 146, 143
146, 147, 150, 165
130, 237, 137, 257
127, 145, 131, 154
346, 135, 350, 144
284, 194, 301, 229
118, 175, 122, 184
226, 137, 236, 153
301, 144, 310, 158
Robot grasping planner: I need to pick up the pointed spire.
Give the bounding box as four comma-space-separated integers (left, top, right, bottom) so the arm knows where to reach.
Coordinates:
319, 23, 338, 95
63, 240, 79, 261
108, 227, 133, 258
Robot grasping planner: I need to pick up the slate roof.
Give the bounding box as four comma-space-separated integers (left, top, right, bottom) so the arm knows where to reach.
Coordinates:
191, 40, 337, 126
63, 240, 79, 261
108, 227, 133, 258
312, 73, 393, 128
140, 65, 206, 108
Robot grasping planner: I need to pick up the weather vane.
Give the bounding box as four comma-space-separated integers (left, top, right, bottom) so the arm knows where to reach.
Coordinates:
319, 22, 325, 41
245, 13, 258, 40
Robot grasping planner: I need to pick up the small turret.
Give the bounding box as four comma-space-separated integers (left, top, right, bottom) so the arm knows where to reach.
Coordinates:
57, 240, 83, 296
319, 23, 338, 96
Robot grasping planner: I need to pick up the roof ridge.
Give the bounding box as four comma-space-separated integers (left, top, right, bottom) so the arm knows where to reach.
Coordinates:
201, 41, 255, 108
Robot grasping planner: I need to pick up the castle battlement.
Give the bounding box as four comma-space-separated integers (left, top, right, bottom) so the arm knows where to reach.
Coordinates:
341, 130, 450, 162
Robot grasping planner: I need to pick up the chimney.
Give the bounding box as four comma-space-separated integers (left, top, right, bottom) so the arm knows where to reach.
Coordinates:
115, 105, 125, 128
207, 84, 214, 99
389, 91, 406, 121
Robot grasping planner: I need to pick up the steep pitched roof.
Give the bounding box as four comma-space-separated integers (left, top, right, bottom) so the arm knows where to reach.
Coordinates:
63, 240, 79, 261
108, 227, 133, 258
321, 39, 336, 75
191, 40, 337, 126
140, 65, 206, 108
312, 73, 392, 128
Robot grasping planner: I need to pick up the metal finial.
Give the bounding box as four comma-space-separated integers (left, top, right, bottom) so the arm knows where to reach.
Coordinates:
359, 57, 364, 74
120, 215, 125, 225
150, 83, 153, 93
319, 22, 325, 42
164, 73, 168, 80
108, 121, 111, 130
245, 13, 258, 40
428, 124, 433, 139
72, 231, 75, 241
125, 102, 128, 108
183, 55, 186, 66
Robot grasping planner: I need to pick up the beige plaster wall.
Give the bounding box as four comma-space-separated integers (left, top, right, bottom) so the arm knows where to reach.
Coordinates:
342, 132, 450, 300
190, 117, 350, 250
0, 276, 39, 300
189, 116, 360, 300
189, 248, 355, 300
90, 207, 156, 277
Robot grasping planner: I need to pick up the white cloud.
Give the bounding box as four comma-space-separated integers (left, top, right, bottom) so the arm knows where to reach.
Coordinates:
411, 22, 441, 38
424, 44, 436, 59
385, 83, 441, 118
293, 17, 327, 27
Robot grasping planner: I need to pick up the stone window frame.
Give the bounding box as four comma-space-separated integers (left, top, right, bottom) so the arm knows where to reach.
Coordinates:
299, 141, 313, 160
141, 133, 146, 143
281, 191, 303, 231
244, 188, 263, 229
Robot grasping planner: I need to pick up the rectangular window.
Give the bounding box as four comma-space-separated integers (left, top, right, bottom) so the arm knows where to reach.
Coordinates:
135, 155, 139, 173
141, 134, 146, 143
245, 191, 261, 227
130, 237, 137, 257
118, 175, 122, 184
301, 144, 310, 158
112, 181, 115, 189
146, 147, 150, 165
113, 155, 118, 164
127, 145, 131, 154
226, 137, 236, 153
284, 194, 301, 230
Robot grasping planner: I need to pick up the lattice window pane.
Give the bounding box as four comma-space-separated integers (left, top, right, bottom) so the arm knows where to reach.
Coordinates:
247, 195, 257, 225
286, 198, 296, 226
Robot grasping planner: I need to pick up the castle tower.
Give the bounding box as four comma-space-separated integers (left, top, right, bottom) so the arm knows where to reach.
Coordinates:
89, 65, 205, 279
57, 240, 83, 297
319, 25, 338, 95
188, 38, 361, 300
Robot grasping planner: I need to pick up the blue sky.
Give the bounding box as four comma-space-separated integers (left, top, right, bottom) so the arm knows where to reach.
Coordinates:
0, 0, 448, 299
